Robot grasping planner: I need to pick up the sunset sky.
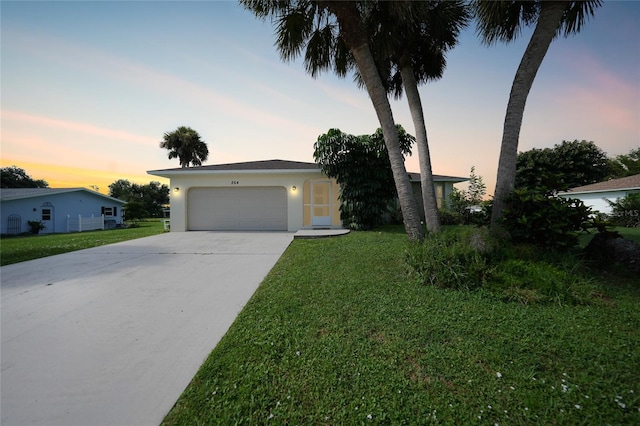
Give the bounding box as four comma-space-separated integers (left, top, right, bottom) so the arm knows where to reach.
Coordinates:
1, 1, 638, 196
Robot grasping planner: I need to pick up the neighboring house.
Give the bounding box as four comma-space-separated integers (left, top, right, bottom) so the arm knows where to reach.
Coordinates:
148, 159, 468, 232
0, 188, 126, 235
558, 174, 640, 215
408, 172, 469, 218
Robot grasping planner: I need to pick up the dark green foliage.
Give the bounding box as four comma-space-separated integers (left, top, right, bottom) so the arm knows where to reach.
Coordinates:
501, 188, 594, 250
313, 126, 413, 230
160, 126, 209, 168
1, 166, 49, 188
608, 148, 640, 178
123, 201, 148, 224
607, 192, 640, 227
108, 179, 169, 218
439, 166, 489, 226
515, 140, 610, 192
406, 228, 495, 290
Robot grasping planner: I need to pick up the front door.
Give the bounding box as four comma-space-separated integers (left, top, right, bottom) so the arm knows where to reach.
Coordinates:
311, 181, 332, 227
40, 202, 54, 234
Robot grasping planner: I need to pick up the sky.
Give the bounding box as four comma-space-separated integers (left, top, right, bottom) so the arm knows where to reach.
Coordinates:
1, 1, 639, 196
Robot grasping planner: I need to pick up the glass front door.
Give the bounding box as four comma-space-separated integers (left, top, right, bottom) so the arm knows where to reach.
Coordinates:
311, 181, 332, 226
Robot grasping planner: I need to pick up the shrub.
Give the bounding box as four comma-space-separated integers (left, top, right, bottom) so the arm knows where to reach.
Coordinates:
406, 228, 496, 290
488, 258, 599, 305
607, 193, 640, 227
438, 208, 463, 225
501, 188, 593, 250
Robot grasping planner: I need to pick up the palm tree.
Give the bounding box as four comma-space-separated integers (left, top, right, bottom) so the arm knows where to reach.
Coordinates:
362, 1, 470, 233
160, 126, 209, 168
473, 0, 601, 229
242, 0, 424, 240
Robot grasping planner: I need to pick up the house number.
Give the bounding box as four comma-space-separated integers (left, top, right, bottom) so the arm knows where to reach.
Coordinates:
231, 180, 240, 185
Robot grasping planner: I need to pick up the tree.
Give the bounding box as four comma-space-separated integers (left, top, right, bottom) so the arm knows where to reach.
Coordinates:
473, 0, 602, 228
108, 179, 169, 217
608, 148, 640, 179
314, 126, 414, 230
515, 140, 610, 192
361, 1, 470, 234
1, 166, 49, 188
241, 0, 424, 241
160, 126, 209, 168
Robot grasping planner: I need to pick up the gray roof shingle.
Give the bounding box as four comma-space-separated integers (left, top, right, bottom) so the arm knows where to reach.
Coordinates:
564, 174, 640, 194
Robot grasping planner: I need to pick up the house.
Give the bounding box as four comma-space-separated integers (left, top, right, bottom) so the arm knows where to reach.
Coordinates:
0, 188, 126, 235
147, 159, 468, 232
558, 174, 640, 214
408, 172, 469, 217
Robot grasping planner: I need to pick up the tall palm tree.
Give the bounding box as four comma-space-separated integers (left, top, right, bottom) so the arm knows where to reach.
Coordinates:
473, 0, 601, 228
363, 1, 470, 233
242, 0, 424, 240
160, 126, 209, 168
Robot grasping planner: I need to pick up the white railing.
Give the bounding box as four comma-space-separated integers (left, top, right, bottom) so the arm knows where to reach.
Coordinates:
67, 214, 105, 232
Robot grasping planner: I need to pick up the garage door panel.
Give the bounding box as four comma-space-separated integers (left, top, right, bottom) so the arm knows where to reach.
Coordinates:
188, 187, 287, 231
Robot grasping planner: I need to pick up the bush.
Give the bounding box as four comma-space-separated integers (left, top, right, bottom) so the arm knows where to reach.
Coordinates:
438, 208, 463, 225
406, 228, 496, 290
501, 188, 593, 250
607, 193, 640, 227
488, 258, 599, 305
405, 226, 603, 305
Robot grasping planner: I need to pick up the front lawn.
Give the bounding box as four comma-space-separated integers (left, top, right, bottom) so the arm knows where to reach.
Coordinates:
0, 219, 165, 266
163, 227, 640, 425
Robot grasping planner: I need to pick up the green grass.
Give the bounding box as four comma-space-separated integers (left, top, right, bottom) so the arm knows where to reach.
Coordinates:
0, 219, 165, 266
163, 227, 640, 425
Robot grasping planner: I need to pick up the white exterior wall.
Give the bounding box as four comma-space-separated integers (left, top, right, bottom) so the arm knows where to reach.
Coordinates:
561, 190, 632, 215
1, 192, 124, 234
167, 171, 323, 232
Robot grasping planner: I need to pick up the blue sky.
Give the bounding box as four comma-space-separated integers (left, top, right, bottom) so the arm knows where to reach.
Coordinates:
1, 1, 638, 195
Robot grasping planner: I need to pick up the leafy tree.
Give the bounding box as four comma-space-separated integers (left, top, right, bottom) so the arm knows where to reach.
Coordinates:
1, 166, 49, 188
515, 140, 610, 192
241, 0, 424, 241
160, 126, 209, 168
314, 126, 413, 230
123, 201, 148, 225
442, 166, 488, 226
108, 179, 169, 217
472, 0, 602, 228
608, 148, 640, 179
359, 1, 470, 233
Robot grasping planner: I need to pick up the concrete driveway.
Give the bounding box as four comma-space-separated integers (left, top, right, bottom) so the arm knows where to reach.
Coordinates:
1, 231, 293, 426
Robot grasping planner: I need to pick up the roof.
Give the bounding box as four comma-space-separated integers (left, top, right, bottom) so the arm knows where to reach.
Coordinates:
408, 172, 468, 183
148, 159, 320, 175
148, 159, 468, 182
0, 187, 126, 203
561, 174, 640, 195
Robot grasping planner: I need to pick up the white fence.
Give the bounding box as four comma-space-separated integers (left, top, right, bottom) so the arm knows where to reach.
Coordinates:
67, 214, 105, 232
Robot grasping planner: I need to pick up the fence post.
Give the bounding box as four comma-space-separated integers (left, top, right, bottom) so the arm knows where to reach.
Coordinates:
102, 214, 105, 230
78, 214, 82, 232
67, 214, 70, 233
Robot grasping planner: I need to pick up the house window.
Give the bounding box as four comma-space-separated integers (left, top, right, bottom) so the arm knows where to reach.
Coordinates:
101, 206, 117, 217
42, 209, 51, 221
435, 184, 444, 209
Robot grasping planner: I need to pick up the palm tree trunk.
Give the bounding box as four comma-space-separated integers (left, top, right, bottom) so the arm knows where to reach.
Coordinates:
400, 64, 442, 233
330, 2, 424, 241
490, 1, 569, 229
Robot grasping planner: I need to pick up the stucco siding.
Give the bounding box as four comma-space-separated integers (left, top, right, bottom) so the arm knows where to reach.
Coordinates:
563, 190, 637, 215
167, 171, 338, 232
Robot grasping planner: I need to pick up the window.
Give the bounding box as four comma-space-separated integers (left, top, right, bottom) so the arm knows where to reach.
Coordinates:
435, 184, 444, 209
101, 206, 117, 216
42, 209, 51, 221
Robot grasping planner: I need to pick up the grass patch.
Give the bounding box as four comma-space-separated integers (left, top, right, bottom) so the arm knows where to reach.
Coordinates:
0, 219, 164, 266
163, 228, 640, 425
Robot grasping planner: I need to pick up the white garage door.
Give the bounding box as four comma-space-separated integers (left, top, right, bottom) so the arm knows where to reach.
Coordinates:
188, 187, 287, 231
